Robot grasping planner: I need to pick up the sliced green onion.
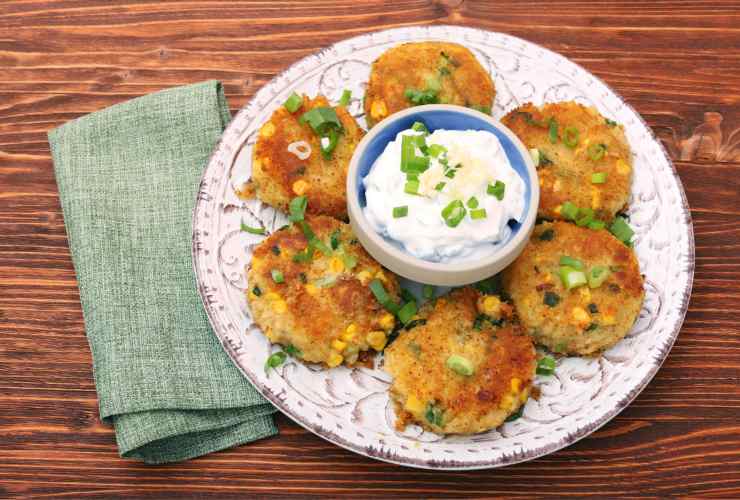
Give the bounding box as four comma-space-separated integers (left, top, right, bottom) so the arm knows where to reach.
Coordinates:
320, 128, 339, 159
467, 196, 479, 209
284, 344, 302, 357
536, 356, 556, 376
588, 220, 606, 230
609, 216, 635, 245
563, 126, 580, 148
505, 406, 523, 422
299, 107, 342, 134
369, 279, 400, 315
271, 269, 284, 284
588, 143, 607, 162
397, 300, 417, 324
591, 172, 608, 184
411, 121, 429, 134
548, 117, 558, 143
400, 288, 415, 303
240, 220, 265, 235
425, 402, 444, 426
518, 111, 546, 128
434, 182, 446, 191
292, 243, 315, 263
587, 265, 610, 288
543, 291, 560, 307
446, 354, 474, 376
339, 89, 352, 106
428, 143, 447, 157
330, 229, 340, 250
441, 200, 466, 228
529, 148, 541, 167
424, 74, 442, 92
288, 196, 308, 222
586, 322, 599, 331
400, 135, 429, 173
575, 207, 595, 227
404, 87, 439, 105
560, 201, 579, 220
314, 275, 337, 288
487, 180, 505, 200
605, 118, 618, 127
559, 266, 587, 289
444, 169, 456, 179
406, 172, 419, 181
340, 252, 358, 271
404, 180, 420, 195
470, 208, 487, 220
559, 256, 584, 270
283, 92, 302, 113
264, 351, 287, 373
297, 221, 331, 256
422, 284, 434, 300
393, 206, 409, 218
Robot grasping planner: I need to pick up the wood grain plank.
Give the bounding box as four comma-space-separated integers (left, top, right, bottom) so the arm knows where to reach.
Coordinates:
1, 0, 739, 497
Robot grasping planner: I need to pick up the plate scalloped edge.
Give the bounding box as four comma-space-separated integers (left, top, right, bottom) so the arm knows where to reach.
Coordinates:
191, 25, 695, 470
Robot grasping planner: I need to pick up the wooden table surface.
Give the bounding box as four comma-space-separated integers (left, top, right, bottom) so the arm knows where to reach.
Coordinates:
2, 1, 739, 497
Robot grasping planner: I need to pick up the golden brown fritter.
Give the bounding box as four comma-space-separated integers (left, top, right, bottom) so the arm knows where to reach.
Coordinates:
247, 216, 400, 367
501, 102, 633, 222
239, 94, 364, 220
384, 287, 536, 435
503, 221, 644, 355
364, 42, 496, 127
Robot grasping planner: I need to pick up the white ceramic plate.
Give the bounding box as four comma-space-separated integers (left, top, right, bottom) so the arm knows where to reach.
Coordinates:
192, 25, 694, 469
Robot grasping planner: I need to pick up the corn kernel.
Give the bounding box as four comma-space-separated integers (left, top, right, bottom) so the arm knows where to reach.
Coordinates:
331, 339, 347, 351
367, 330, 387, 351
552, 179, 562, 192
305, 283, 318, 296
510, 377, 522, 393
261, 156, 272, 168
272, 300, 287, 313
571, 306, 590, 327
370, 100, 388, 120
554, 205, 562, 215
265, 292, 281, 301
379, 313, 395, 331
405, 394, 425, 414
500, 394, 515, 411
292, 179, 310, 195
579, 287, 592, 301
345, 324, 358, 335
252, 159, 262, 171
327, 351, 343, 368
591, 186, 602, 209
375, 270, 387, 283
616, 159, 631, 175
356, 270, 373, 284
340, 331, 356, 342
329, 257, 345, 273
602, 314, 617, 326
477, 295, 501, 317
260, 122, 276, 138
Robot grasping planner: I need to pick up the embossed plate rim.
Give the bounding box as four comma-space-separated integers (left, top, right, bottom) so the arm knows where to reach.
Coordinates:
192, 25, 695, 470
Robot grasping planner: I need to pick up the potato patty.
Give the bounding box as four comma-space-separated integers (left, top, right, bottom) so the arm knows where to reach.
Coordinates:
501, 102, 633, 222
503, 221, 644, 355
364, 42, 495, 127
239, 94, 364, 219
247, 216, 400, 367
384, 287, 536, 435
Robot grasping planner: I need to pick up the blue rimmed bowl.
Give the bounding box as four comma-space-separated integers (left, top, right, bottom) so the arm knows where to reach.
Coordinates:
347, 104, 539, 286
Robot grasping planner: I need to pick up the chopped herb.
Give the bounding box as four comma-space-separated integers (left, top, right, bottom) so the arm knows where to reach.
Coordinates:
411, 121, 429, 134
369, 279, 400, 315
505, 406, 523, 422
446, 354, 474, 376
283, 92, 302, 113
585, 322, 599, 332
563, 126, 580, 148
559, 256, 584, 270
297, 221, 331, 256
605, 118, 618, 127
428, 144, 447, 157
264, 351, 287, 373
422, 284, 434, 300
434, 182, 446, 191
404, 180, 420, 195
560, 201, 579, 220
587, 303, 599, 314
330, 229, 340, 250
292, 243, 315, 263
393, 206, 409, 218
397, 300, 417, 325
284, 344, 302, 357
591, 172, 608, 184
539, 228, 555, 241
473, 313, 503, 331
467, 196, 479, 209
425, 402, 444, 426
299, 107, 342, 134
340, 252, 358, 271
575, 207, 595, 227
339, 89, 352, 107
518, 111, 546, 127
252, 285, 262, 297
474, 275, 503, 295
288, 196, 308, 222
543, 291, 560, 307
588, 220, 606, 230
271, 245, 281, 256
536, 356, 556, 376
404, 87, 439, 105
548, 117, 559, 143
487, 180, 506, 200
609, 216, 635, 245
240, 220, 265, 235
588, 143, 607, 162
439, 66, 451, 77
444, 169, 456, 179
470, 208, 487, 219
400, 288, 415, 303
441, 200, 467, 228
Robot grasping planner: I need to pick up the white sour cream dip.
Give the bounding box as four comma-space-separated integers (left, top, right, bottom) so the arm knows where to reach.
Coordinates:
363, 128, 525, 263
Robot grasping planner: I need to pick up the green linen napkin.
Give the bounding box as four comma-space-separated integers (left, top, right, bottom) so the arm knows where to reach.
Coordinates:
48, 81, 277, 464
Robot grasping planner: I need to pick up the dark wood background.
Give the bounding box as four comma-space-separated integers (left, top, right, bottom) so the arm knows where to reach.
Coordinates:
1, 0, 739, 497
